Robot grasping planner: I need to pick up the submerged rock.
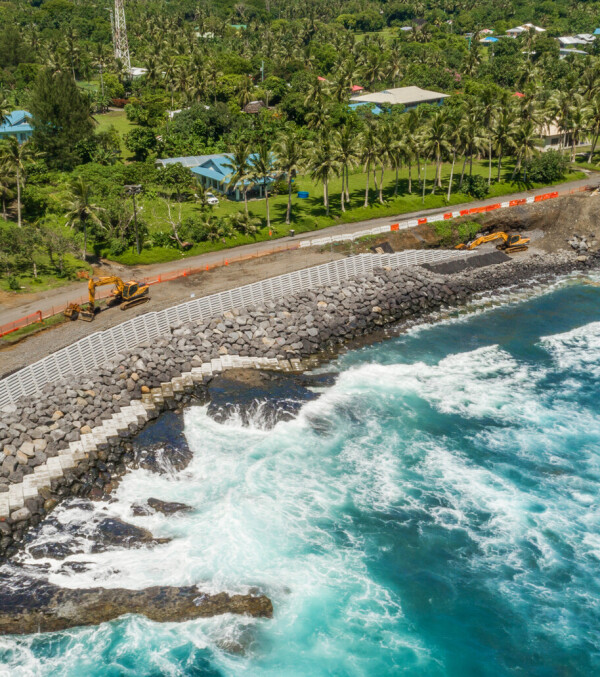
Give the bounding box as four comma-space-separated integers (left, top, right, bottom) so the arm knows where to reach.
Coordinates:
0, 575, 273, 634
132, 498, 193, 516
133, 410, 193, 473
207, 368, 335, 428
26, 516, 170, 559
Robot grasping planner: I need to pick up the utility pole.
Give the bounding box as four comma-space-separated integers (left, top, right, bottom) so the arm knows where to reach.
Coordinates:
125, 184, 142, 255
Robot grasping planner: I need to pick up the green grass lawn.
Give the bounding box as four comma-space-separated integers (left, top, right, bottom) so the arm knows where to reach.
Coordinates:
0, 313, 66, 345
106, 157, 586, 265
95, 110, 134, 158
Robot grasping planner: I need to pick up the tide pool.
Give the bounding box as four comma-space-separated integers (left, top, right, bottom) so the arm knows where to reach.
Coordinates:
2, 277, 600, 676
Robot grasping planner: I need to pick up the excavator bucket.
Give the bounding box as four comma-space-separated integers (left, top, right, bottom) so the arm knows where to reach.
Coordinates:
79, 306, 96, 322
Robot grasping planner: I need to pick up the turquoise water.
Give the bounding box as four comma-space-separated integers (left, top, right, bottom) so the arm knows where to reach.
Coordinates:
3, 277, 600, 675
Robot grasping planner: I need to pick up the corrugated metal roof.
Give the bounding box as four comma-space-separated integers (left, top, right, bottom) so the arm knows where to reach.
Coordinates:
0, 110, 32, 134
350, 86, 449, 106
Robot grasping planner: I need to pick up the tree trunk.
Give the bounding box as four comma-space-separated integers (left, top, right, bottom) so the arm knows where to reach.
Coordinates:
379, 164, 384, 203
364, 161, 370, 207
469, 154, 473, 177
394, 163, 399, 196
497, 150, 503, 182
82, 219, 87, 261
488, 142, 492, 186
265, 187, 270, 229
16, 167, 22, 228
244, 187, 249, 216
340, 176, 345, 212
447, 151, 456, 202
511, 152, 522, 180
588, 132, 598, 163
33, 260, 37, 279
408, 161, 412, 193
422, 159, 427, 204
459, 155, 467, 189
345, 165, 350, 202
1, 196, 6, 219
324, 176, 329, 216
286, 175, 292, 224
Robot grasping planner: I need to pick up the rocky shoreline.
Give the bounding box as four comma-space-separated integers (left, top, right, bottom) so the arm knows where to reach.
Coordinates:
0, 249, 597, 634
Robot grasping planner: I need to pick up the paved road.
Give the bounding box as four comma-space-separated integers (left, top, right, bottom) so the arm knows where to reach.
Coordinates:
1, 173, 598, 327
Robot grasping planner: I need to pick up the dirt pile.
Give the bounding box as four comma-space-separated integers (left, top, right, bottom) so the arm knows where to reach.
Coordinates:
480, 193, 600, 253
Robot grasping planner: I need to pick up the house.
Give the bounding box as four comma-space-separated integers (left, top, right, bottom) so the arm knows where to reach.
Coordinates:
506, 24, 546, 36
558, 35, 594, 46
559, 48, 589, 58
595, 28, 600, 36
0, 110, 33, 143
540, 123, 589, 150
243, 100, 265, 114
349, 86, 449, 111
156, 153, 276, 200
129, 66, 147, 79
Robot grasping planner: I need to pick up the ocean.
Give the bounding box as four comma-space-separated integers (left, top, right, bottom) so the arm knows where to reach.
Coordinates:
2, 274, 600, 676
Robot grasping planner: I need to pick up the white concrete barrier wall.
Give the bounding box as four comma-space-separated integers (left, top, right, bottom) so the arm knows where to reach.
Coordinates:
0, 250, 474, 407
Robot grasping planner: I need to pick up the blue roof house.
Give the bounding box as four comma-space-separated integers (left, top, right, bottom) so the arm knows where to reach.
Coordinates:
0, 110, 33, 143
188, 153, 276, 200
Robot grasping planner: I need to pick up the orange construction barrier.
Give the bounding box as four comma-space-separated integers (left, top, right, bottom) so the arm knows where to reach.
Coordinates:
390, 223, 399, 231
443, 212, 453, 220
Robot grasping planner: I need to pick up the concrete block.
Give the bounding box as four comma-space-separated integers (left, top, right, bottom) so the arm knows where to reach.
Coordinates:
0, 497, 9, 519
211, 359, 223, 373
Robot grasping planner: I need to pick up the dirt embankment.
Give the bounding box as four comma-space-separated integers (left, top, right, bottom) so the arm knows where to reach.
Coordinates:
478, 193, 600, 254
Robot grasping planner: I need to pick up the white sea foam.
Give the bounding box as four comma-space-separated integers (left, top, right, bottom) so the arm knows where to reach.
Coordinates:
540, 320, 600, 377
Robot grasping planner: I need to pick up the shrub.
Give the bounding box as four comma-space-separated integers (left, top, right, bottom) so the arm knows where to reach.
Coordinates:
462, 175, 489, 199
8, 275, 20, 290
523, 151, 568, 184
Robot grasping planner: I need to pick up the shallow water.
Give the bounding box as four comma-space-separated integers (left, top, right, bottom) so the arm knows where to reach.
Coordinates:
3, 277, 600, 676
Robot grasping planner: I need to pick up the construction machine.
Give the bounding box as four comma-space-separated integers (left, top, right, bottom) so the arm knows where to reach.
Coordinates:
455, 231, 530, 254
64, 276, 150, 321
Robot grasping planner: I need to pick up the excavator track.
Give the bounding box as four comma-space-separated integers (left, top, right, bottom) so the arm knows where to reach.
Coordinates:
121, 296, 150, 311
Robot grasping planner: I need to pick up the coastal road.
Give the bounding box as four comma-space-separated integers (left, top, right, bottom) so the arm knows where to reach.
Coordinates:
1, 173, 598, 327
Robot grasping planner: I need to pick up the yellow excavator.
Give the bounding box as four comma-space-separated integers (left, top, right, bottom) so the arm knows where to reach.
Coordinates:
455, 231, 530, 254
64, 276, 150, 321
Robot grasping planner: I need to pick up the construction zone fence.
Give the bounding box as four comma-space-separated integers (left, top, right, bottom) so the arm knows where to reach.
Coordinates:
298, 184, 594, 249
0, 249, 474, 407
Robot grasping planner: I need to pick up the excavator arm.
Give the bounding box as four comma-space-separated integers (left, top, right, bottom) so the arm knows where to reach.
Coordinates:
455, 231, 529, 253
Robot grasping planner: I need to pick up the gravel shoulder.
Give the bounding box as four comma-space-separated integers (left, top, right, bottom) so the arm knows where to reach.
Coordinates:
0, 247, 343, 377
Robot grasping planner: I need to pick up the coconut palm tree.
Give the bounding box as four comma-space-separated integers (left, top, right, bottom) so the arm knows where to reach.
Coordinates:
249, 143, 276, 229
511, 120, 538, 182
586, 94, 600, 163
360, 119, 379, 207
421, 110, 451, 194
334, 123, 359, 210
547, 90, 572, 150
64, 177, 104, 261
476, 87, 498, 186
222, 141, 252, 215
274, 129, 303, 224
458, 110, 486, 188
306, 132, 339, 216
567, 94, 591, 162
492, 105, 518, 181
3, 138, 38, 228
0, 156, 14, 220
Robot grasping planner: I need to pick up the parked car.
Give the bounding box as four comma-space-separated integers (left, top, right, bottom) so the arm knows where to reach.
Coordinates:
206, 192, 219, 205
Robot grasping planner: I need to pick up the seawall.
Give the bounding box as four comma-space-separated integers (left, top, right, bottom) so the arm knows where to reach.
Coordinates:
0, 250, 596, 558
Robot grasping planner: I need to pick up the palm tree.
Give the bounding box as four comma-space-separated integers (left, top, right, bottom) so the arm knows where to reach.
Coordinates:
0, 157, 14, 220
511, 121, 538, 182
492, 105, 518, 181
458, 110, 486, 188
3, 138, 37, 228
306, 132, 339, 216
421, 110, 451, 194
567, 95, 591, 162
360, 120, 379, 208
445, 108, 464, 202
403, 108, 425, 193
547, 90, 572, 150
0, 97, 9, 126
249, 143, 276, 230
375, 121, 394, 203
334, 123, 359, 210
227, 211, 261, 237
586, 94, 600, 163
64, 177, 104, 261
476, 87, 498, 186
274, 129, 303, 224
222, 141, 252, 215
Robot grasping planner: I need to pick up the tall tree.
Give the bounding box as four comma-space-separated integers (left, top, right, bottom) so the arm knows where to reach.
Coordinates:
64, 177, 103, 261
360, 120, 379, 208
274, 129, 303, 225
3, 138, 37, 228
29, 69, 94, 170
223, 141, 252, 215
421, 110, 451, 194
307, 132, 338, 216
334, 123, 359, 211
249, 143, 276, 230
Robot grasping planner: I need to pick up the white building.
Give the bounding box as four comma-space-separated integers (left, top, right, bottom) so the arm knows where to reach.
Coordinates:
349, 86, 450, 111
506, 24, 546, 36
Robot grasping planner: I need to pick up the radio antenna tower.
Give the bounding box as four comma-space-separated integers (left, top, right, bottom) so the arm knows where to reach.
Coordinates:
112, 0, 131, 73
